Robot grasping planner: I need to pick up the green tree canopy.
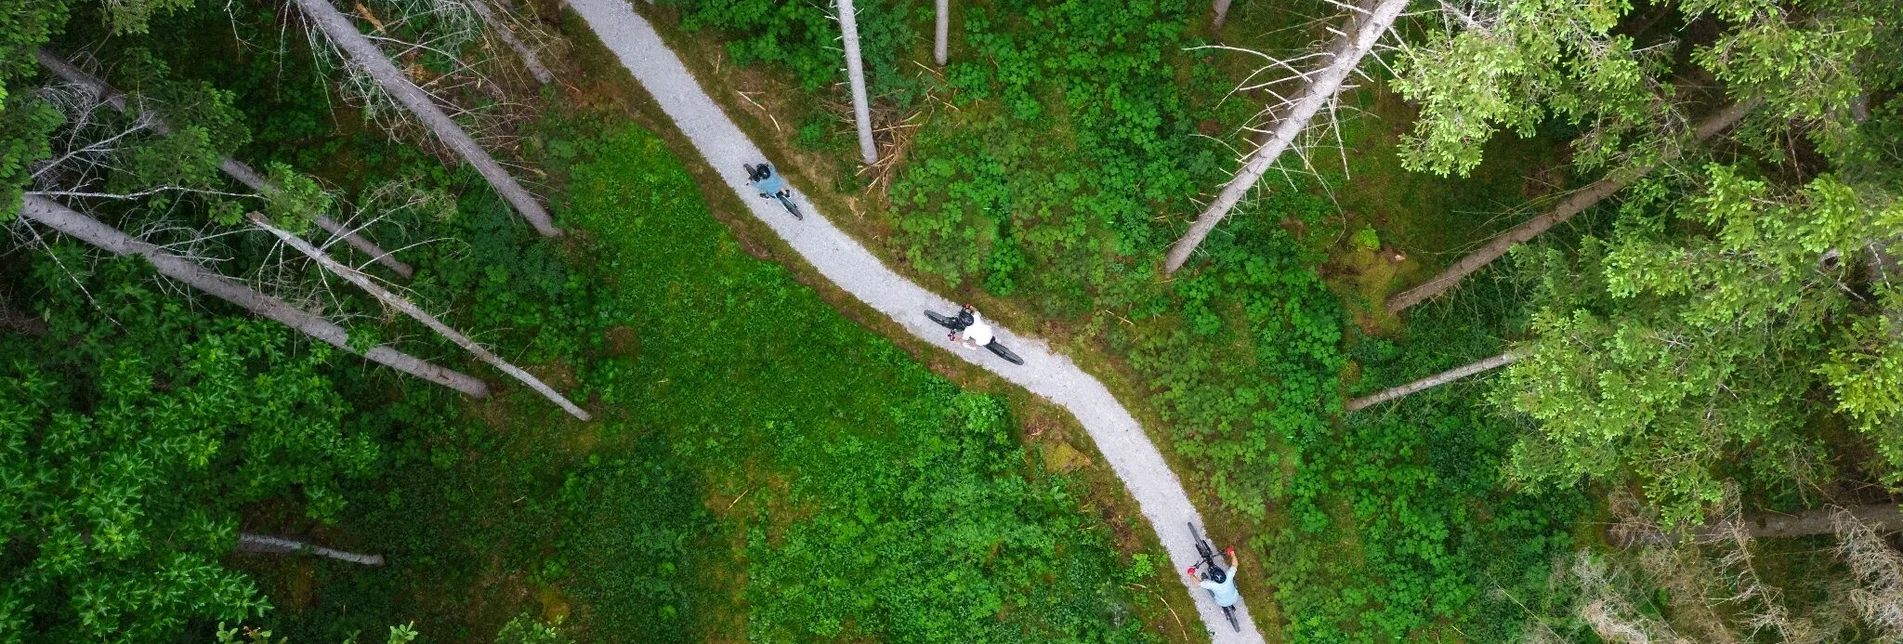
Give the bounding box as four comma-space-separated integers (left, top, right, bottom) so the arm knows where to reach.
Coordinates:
0, 254, 383, 642
1496, 164, 1903, 526
1394, 0, 1897, 177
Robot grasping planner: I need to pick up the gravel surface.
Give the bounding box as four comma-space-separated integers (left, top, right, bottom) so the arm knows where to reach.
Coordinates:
561, 2, 1267, 641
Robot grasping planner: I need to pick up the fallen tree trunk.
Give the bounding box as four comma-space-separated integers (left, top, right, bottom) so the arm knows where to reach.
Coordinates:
1346, 351, 1521, 411
290, 0, 562, 236
36, 49, 416, 278
1164, 0, 1408, 274
238, 533, 385, 565
19, 195, 488, 397
1611, 504, 1903, 548
1385, 102, 1754, 313
836, 0, 878, 164
467, 0, 554, 84
252, 213, 591, 420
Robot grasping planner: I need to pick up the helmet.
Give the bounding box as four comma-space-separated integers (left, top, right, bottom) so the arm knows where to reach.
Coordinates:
1205, 565, 1227, 584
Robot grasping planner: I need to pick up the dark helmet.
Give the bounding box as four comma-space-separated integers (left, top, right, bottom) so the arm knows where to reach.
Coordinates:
1205, 565, 1228, 584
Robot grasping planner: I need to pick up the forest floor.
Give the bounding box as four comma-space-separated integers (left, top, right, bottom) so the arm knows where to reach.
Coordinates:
557, 1, 1261, 640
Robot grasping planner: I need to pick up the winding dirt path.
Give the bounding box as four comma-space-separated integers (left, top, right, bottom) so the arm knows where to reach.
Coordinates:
561, 2, 1265, 641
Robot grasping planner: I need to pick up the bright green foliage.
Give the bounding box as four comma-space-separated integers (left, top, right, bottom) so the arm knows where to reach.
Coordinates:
1393, 0, 1668, 176
492, 614, 572, 644
0, 95, 60, 221
1351, 225, 1380, 250
1822, 309, 1903, 474
0, 256, 384, 642
257, 161, 334, 229
738, 394, 1124, 640
0, 0, 69, 101
0, 0, 69, 220
1687, 0, 1880, 154
1394, 0, 1900, 176
666, 0, 926, 103
1496, 167, 1902, 526
95, 0, 198, 34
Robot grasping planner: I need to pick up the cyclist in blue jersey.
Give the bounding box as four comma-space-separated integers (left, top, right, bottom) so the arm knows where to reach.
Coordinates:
746, 163, 789, 200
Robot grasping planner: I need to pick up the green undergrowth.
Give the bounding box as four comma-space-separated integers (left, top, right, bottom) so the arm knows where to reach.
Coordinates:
1315, 269, 1590, 641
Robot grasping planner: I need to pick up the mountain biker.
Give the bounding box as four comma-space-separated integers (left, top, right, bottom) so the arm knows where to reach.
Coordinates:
745, 162, 790, 201
945, 303, 995, 351
1187, 546, 1241, 611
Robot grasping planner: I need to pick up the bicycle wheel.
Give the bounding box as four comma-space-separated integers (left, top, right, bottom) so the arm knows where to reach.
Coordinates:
776, 193, 802, 220
986, 342, 1025, 365
1224, 607, 1240, 632
924, 310, 960, 329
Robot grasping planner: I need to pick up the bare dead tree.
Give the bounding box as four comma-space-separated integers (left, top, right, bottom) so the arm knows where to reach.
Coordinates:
1637, 546, 1743, 643
466, 0, 554, 84
18, 195, 490, 396
291, 0, 562, 236
1385, 101, 1753, 313
1164, 0, 1409, 274
237, 533, 385, 565
1704, 498, 1826, 644
319, 0, 508, 127
1571, 552, 1692, 643
1834, 508, 1903, 639
1346, 350, 1521, 411
251, 212, 591, 420
934, 0, 949, 66
1213, 0, 1234, 31
35, 49, 418, 278
835, 0, 878, 164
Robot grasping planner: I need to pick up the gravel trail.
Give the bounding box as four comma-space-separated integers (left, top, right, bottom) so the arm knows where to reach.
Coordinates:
562, 2, 1266, 641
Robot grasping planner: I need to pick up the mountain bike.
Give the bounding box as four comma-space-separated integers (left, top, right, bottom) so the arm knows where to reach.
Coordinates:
1190, 522, 1242, 633
924, 309, 1025, 365
743, 163, 802, 220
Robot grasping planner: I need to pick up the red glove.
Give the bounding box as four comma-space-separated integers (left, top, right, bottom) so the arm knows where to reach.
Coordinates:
1185, 566, 1197, 576
1226, 547, 1235, 556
